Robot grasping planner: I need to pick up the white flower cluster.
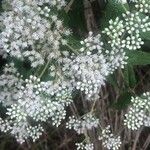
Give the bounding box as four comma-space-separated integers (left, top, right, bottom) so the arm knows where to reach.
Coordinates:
102, 17, 125, 49
0, 0, 69, 68
66, 113, 99, 134
63, 32, 109, 99
99, 125, 122, 150
69, 54, 109, 99
76, 142, 94, 150
55, 87, 73, 106
135, 0, 150, 13
102, 10, 150, 71
0, 0, 149, 146
14, 122, 44, 144
22, 50, 44, 68
0, 116, 44, 144
0, 117, 11, 133
13, 75, 71, 124
122, 11, 150, 50
36, 0, 66, 9
103, 12, 150, 48
0, 63, 73, 143
124, 92, 150, 130
79, 32, 103, 55
102, 18, 128, 71
0, 63, 23, 106
123, 11, 150, 33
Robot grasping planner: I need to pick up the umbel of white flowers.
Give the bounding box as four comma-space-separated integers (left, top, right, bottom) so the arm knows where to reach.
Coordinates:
66, 113, 99, 134
0, 63, 73, 143
63, 32, 110, 100
0, 0, 70, 67
124, 92, 150, 130
76, 142, 94, 150
135, 0, 150, 13
117, 0, 150, 12
99, 125, 122, 150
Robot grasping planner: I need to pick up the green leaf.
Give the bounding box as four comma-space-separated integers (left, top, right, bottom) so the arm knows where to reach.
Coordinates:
127, 50, 150, 66
67, 0, 87, 32
128, 65, 137, 88
123, 65, 137, 88
123, 66, 130, 87
112, 91, 132, 110
140, 31, 150, 40
107, 73, 118, 88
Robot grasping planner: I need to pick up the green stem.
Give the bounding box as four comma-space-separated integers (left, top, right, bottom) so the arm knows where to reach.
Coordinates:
39, 60, 51, 78
121, 4, 128, 12
66, 43, 79, 54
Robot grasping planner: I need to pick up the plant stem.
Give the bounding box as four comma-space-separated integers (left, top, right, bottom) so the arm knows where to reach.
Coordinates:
66, 43, 79, 54
39, 60, 51, 78
122, 4, 128, 12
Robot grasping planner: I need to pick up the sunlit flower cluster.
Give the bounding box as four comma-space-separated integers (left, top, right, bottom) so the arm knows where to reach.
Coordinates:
124, 11, 150, 33
68, 54, 109, 99
103, 11, 150, 50
1, 115, 44, 143
0, 117, 11, 133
